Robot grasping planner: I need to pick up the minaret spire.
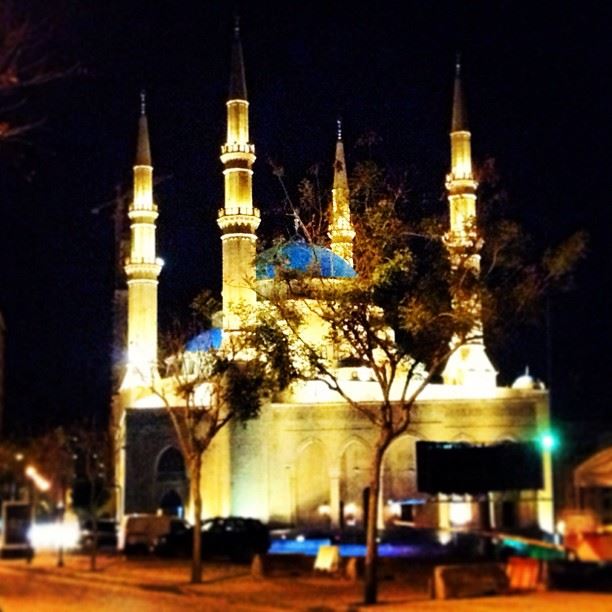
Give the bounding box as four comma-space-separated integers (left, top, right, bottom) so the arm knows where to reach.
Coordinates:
229, 14, 247, 101
442, 57, 497, 388
136, 90, 151, 167
328, 118, 355, 266
451, 53, 468, 133
218, 18, 260, 334
121, 92, 162, 390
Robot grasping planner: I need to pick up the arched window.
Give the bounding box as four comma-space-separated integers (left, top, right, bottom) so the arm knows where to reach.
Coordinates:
296, 440, 329, 527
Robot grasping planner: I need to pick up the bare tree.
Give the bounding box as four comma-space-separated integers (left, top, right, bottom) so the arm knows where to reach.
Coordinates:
26, 424, 114, 572
0, 436, 27, 501
69, 425, 114, 571
0, 1, 77, 141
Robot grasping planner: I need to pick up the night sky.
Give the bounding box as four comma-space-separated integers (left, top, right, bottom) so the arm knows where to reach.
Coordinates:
0, 1, 609, 442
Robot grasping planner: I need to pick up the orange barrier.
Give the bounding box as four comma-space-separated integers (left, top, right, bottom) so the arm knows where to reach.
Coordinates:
506, 556, 540, 590
572, 532, 612, 561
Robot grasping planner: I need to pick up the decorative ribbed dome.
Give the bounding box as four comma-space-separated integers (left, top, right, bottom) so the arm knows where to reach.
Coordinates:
256, 240, 356, 280
185, 327, 223, 352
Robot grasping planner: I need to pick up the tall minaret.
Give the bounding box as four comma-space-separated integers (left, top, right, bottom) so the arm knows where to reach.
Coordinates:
121, 92, 163, 389
218, 18, 260, 334
442, 58, 497, 388
328, 119, 355, 266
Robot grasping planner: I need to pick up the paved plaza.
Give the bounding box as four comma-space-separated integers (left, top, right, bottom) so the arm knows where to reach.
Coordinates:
0, 551, 611, 611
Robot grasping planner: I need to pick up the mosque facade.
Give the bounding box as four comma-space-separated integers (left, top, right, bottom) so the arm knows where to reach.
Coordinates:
112, 23, 555, 536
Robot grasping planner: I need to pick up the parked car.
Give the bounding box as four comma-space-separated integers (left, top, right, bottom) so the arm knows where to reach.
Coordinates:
201, 516, 271, 562
153, 516, 271, 562
152, 518, 193, 558
78, 518, 118, 550
118, 513, 189, 555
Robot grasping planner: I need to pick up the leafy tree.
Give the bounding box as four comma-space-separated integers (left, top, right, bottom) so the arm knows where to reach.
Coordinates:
475, 156, 587, 324
155, 292, 296, 584
246, 152, 586, 604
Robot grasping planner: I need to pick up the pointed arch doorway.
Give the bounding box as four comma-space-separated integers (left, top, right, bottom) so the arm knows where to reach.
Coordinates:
156, 446, 187, 517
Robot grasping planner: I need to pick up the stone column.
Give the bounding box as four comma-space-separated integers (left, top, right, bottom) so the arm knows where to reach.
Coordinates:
329, 467, 340, 529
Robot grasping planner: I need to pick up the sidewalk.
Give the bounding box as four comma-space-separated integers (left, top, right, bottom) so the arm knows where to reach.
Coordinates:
0, 551, 430, 610
1, 551, 612, 611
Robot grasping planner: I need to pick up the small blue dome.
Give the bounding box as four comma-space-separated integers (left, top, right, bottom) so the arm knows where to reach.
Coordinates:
256, 241, 356, 280
185, 327, 223, 352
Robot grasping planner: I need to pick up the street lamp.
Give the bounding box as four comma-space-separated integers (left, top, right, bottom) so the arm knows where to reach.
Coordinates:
25, 465, 51, 522
536, 431, 559, 535
12, 452, 24, 500
25, 465, 51, 493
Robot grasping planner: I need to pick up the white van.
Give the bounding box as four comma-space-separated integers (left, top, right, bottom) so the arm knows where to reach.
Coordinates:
118, 513, 189, 554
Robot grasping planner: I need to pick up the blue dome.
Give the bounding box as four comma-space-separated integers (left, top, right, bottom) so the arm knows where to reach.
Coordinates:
185, 327, 223, 352
256, 241, 356, 280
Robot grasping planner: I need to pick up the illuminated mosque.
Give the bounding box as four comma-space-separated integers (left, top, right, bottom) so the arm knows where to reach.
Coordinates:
113, 22, 555, 535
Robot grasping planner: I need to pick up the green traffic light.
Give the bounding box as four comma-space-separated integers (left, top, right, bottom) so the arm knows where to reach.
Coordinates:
540, 432, 557, 450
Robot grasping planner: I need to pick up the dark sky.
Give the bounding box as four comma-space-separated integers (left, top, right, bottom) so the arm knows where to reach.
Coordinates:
0, 1, 610, 438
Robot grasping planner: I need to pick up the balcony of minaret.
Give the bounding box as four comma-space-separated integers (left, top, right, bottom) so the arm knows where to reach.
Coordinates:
124, 258, 163, 281
444, 223, 481, 248
127, 206, 159, 221
444, 242, 482, 277
220, 142, 255, 159
329, 228, 355, 248
217, 206, 260, 234
445, 172, 477, 194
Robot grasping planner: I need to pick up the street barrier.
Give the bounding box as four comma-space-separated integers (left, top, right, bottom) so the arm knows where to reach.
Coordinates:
506, 556, 540, 590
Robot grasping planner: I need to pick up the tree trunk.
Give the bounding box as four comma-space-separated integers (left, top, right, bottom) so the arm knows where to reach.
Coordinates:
90, 517, 98, 572
363, 442, 385, 604
89, 467, 97, 572
57, 484, 65, 568
190, 453, 203, 583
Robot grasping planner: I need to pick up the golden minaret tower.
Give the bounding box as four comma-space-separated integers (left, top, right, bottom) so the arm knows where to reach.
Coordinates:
328, 119, 355, 266
218, 18, 260, 334
442, 58, 497, 388
121, 92, 163, 389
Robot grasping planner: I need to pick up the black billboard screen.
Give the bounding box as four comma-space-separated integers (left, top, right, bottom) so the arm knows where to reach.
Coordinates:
416, 441, 543, 494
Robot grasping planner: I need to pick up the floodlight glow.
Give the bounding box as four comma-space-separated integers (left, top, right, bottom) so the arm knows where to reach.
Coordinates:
343, 502, 358, 526
388, 501, 401, 517
344, 502, 357, 516
28, 521, 80, 550
449, 500, 472, 526
318, 504, 331, 516
556, 520, 566, 536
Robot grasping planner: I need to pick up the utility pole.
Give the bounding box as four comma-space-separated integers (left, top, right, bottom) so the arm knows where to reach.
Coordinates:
91, 184, 131, 393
